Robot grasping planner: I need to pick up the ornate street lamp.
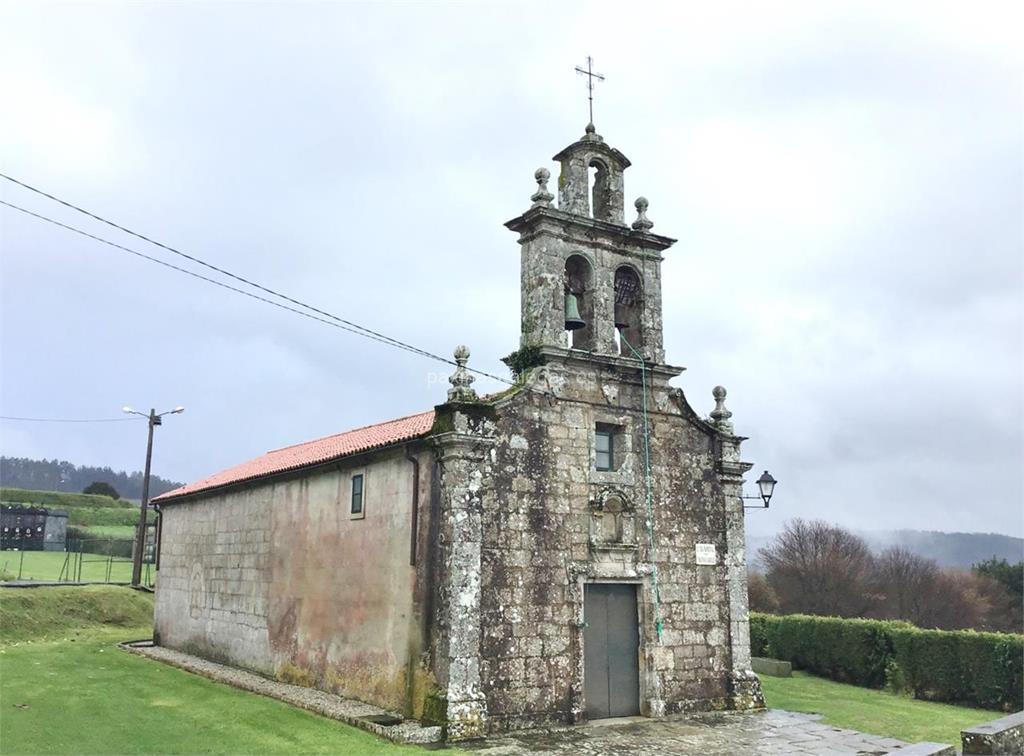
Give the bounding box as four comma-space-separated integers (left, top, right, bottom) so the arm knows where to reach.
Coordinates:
743, 470, 777, 509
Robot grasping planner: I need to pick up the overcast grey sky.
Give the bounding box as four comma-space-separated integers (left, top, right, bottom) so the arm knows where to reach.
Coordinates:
1, 1, 1020, 538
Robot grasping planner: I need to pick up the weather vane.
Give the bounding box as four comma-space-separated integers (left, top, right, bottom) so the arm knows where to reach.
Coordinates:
575, 56, 605, 127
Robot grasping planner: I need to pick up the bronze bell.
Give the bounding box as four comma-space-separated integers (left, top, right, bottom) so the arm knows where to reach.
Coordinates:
564, 292, 585, 331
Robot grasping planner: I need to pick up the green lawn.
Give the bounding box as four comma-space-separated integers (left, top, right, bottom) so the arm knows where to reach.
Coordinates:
762, 670, 1000, 747
0, 630, 413, 754
0, 551, 137, 584
0, 586, 412, 755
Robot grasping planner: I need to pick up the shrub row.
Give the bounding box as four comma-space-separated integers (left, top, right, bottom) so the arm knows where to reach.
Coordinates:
751, 612, 1023, 711
0, 487, 135, 510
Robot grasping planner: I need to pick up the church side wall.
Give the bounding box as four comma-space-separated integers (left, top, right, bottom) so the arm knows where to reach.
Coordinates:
154, 445, 435, 716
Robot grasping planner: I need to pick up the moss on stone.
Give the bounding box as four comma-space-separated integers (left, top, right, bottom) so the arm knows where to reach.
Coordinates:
501, 345, 547, 380
421, 689, 448, 727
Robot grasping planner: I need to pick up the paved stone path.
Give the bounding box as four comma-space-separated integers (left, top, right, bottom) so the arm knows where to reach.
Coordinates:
455, 709, 909, 755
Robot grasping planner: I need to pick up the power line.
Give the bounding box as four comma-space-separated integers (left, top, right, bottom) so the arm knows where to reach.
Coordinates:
0, 198, 517, 388
0, 415, 139, 423
0, 173, 478, 375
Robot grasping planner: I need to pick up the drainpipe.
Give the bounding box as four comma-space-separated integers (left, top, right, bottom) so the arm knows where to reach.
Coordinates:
619, 330, 664, 643
406, 446, 420, 566
153, 502, 162, 572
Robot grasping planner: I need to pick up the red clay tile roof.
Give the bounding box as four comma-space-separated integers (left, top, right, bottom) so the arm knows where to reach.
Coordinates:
154, 409, 435, 503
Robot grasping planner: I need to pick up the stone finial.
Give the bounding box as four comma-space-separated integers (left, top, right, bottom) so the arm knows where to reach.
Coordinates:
632, 197, 654, 231
710, 385, 734, 433
530, 167, 553, 207
448, 345, 478, 402
582, 122, 604, 143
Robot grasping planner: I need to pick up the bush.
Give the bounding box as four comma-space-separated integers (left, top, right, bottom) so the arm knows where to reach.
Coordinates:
752, 612, 1023, 711
750, 614, 769, 657
82, 481, 120, 499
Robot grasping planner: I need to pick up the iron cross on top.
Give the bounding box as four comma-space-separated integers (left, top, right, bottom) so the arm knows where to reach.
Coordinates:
575, 56, 605, 126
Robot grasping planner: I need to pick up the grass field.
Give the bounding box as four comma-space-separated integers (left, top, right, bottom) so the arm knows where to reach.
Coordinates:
0, 550, 137, 584
761, 671, 999, 747
0, 587, 411, 754
0, 586, 1006, 753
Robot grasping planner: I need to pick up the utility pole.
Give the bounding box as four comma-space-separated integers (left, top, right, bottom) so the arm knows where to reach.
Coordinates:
124, 404, 183, 587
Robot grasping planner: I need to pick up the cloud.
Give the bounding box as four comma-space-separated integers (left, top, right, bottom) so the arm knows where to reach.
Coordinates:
0, 1, 1020, 538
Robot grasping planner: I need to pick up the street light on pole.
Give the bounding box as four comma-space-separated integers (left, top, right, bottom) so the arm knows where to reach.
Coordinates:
124, 405, 184, 587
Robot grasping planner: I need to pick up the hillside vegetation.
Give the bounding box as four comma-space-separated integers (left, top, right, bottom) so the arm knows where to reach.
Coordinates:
2, 488, 141, 547
749, 529, 1023, 570
1, 487, 136, 510
1, 456, 182, 500
750, 519, 1023, 633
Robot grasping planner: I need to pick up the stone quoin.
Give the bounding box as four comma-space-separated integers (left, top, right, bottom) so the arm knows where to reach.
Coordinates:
151, 123, 766, 741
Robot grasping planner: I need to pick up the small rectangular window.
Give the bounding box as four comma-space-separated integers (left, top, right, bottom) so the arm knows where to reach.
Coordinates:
350, 474, 364, 516
595, 428, 614, 471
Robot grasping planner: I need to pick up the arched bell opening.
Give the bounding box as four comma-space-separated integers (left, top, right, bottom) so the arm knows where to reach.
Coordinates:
564, 254, 596, 350
614, 265, 644, 356
588, 158, 612, 221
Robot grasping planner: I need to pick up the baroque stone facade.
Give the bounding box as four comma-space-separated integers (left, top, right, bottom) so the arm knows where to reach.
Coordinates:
153, 124, 764, 741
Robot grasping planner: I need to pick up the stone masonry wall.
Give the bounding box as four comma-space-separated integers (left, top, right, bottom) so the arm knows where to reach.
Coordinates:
155, 487, 273, 671
471, 355, 749, 733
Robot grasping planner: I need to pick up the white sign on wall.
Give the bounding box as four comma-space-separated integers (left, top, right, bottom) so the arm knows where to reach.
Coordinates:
695, 543, 717, 566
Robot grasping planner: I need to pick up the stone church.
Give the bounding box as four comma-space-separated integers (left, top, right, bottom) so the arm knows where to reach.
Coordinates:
152, 123, 767, 740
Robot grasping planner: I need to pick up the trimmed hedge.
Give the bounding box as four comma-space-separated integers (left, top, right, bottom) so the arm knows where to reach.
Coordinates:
751, 612, 1023, 711
891, 627, 1023, 711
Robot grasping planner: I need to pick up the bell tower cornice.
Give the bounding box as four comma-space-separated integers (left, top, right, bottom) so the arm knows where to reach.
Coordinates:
504, 205, 676, 258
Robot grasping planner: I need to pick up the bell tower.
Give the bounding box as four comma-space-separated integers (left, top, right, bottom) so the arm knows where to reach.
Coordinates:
505, 125, 677, 364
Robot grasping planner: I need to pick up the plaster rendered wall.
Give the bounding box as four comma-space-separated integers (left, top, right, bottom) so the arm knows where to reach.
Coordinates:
154, 447, 434, 714
476, 359, 741, 731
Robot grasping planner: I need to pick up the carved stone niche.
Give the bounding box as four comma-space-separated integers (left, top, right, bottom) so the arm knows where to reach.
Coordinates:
588, 488, 638, 551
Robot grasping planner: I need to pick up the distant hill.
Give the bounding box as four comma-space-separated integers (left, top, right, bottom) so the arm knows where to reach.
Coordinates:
0, 457, 182, 500
858, 529, 1023, 569
748, 528, 1023, 570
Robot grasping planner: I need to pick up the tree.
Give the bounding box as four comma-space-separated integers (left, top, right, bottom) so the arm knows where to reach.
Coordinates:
872, 546, 940, 625
916, 570, 992, 630
972, 558, 1023, 633
759, 518, 878, 617
1, 456, 182, 499
747, 572, 780, 613
83, 481, 120, 499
